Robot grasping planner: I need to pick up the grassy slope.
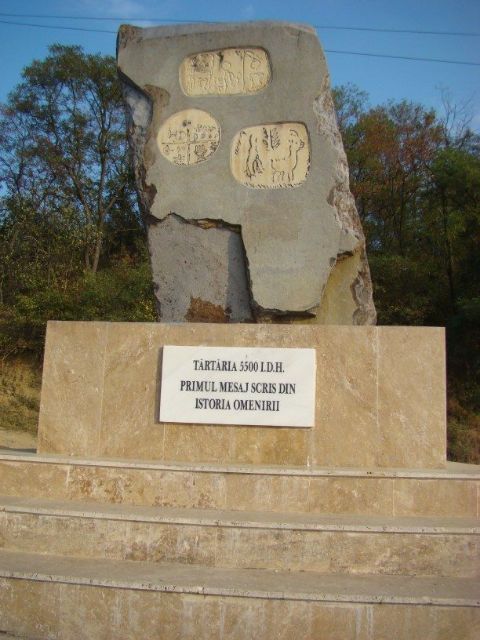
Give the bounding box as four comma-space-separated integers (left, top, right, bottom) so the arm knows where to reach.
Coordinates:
0, 357, 42, 434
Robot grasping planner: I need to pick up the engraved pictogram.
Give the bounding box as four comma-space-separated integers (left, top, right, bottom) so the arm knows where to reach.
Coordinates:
231, 123, 310, 188
180, 48, 271, 96
157, 109, 221, 166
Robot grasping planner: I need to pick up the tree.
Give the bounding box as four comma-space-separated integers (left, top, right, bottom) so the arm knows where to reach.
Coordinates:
0, 45, 154, 358
0, 44, 135, 273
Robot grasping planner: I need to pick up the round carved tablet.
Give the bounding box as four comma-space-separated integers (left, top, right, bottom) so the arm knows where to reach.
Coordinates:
157, 109, 221, 166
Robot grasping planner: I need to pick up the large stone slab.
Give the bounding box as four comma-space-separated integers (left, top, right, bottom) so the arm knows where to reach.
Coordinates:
37, 322, 446, 468
117, 22, 376, 324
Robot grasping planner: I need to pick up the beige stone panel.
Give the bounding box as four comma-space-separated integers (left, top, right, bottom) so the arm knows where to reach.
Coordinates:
221, 597, 268, 639
65, 465, 226, 509
215, 527, 329, 573
224, 473, 310, 512
180, 47, 271, 96
66, 465, 221, 507
323, 531, 479, 578
0, 513, 105, 559
371, 605, 480, 640
38, 321, 108, 456
178, 595, 224, 640
377, 326, 446, 468
312, 325, 378, 467
149, 470, 227, 509
231, 122, 310, 189
66, 465, 138, 504
102, 519, 135, 560
308, 476, 394, 516
0, 577, 61, 638
214, 527, 479, 576
13, 515, 106, 562
157, 109, 220, 166
59, 584, 117, 640
118, 521, 152, 562
220, 597, 364, 640
99, 323, 164, 459
231, 426, 309, 465
0, 461, 68, 499
310, 603, 367, 640
112, 590, 182, 640
163, 424, 234, 463
254, 599, 314, 639
394, 478, 478, 517
143, 523, 217, 566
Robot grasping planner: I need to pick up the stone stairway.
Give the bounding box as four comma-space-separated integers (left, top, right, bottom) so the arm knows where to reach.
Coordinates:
1, 452, 479, 639
1, 322, 479, 638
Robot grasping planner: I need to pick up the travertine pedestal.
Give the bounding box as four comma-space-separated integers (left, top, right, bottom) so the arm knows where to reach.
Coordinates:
37, 321, 446, 469
2, 321, 479, 640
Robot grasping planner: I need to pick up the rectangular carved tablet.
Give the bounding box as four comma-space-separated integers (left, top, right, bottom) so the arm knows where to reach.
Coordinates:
180, 47, 271, 96
231, 123, 310, 188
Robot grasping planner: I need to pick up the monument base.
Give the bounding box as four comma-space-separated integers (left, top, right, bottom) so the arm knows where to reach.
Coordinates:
2, 321, 478, 639
37, 321, 446, 469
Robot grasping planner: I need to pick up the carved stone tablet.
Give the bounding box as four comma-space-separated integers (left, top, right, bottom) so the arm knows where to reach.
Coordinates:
118, 22, 376, 324
157, 109, 220, 166
180, 47, 271, 96
231, 123, 310, 189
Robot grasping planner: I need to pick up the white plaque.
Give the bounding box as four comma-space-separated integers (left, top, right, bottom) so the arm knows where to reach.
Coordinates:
159, 346, 316, 427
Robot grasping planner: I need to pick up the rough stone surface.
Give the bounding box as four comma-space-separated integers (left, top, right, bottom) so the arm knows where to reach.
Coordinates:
117, 21, 376, 324
148, 215, 252, 322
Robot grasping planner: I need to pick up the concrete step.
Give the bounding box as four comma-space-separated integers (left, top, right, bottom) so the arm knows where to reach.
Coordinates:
0, 550, 478, 639
1, 452, 479, 517
1, 496, 478, 578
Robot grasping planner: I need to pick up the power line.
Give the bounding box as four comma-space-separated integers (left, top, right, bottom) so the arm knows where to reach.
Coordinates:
0, 19, 114, 34
318, 25, 480, 37
0, 12, 479, 37
0, 18, 479, 67
324, 49, 480, 66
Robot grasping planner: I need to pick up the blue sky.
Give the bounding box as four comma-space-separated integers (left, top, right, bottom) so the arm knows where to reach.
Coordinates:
0, 0, 479, 129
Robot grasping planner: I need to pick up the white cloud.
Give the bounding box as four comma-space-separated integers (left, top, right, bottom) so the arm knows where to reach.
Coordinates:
242, 4, 256, 19
104, 0, 146, 17
74, 0, 178, 27
75, 0, 157, 19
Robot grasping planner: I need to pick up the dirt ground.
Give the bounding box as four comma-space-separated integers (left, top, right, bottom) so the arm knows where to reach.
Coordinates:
0, 428, 37, 452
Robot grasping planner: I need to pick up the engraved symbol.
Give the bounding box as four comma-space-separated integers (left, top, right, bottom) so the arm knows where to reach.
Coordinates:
230, 123, 310, 189
157, 109, 221, 166
245, 134, 264, 179
271, 130, 305, 184
180, 48, 271, 96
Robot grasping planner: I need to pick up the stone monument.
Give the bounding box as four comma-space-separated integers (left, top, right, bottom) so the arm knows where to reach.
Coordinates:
117, 22, 376, 324
0, 21, 478, 640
